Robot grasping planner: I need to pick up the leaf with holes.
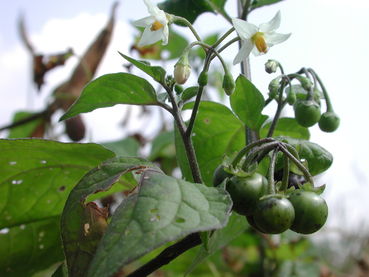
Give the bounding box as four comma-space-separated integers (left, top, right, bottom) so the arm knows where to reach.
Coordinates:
0, 139, 114, 276
175, 101, 245, 185
87, 169, 232, 277
60, 73, 159, 121
61, 157, 156, 276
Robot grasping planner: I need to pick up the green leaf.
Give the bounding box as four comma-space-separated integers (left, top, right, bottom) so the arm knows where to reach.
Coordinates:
61, 157, 156, 276
87, 169, 232, 277
185, 213, 247, 275
0, 217, 63, 277
118, 52, 166, 83
230, 75, 265, 130
8, 111, 43, 138
181, 86, 199, 102
281, 138, 333, 176
159, 0, 214, 23
101, 137, 140, 157
251, 0, 284, 10
0, 139, 114, 275
260, 118, 310, 140
149, 131, 175, 160
175, 101, 245, 185
60, 73, 158, 121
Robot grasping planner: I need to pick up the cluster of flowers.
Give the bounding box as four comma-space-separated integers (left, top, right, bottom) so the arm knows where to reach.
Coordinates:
134, 0, 290, 65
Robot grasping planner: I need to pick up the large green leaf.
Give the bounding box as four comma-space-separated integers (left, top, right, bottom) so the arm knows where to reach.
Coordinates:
230, 75, 265, 130
149, 131, 175, 160
175, 101, 245, 185
185, 213, 248, 275
61, 157, 155, 277
281, 138, 333, 176
118, 52, 166, 83
159, 0, 216, 23
0, 139, 114, 276
0, 217, 63, 277
60, 73, 158, 121
87, 169, 232, 277
260, 118, 310, 140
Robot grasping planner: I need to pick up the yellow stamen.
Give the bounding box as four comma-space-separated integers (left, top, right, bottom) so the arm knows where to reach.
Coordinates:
150, 20, 164, 31
252, 32, 268, 53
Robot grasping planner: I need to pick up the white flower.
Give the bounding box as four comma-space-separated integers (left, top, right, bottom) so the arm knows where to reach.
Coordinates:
134, 0, 169, 47
232, 11, 291, 65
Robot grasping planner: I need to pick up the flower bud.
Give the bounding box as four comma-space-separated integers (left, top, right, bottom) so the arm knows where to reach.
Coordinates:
265, 59, 279, 74
174, 54, 191, 84
298, 76, 313, 91
268, 77, 280, 98
197, 71, 208, 87
222, 72, 235, 96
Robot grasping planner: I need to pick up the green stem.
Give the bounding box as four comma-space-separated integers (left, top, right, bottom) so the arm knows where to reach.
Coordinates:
206, 1, 232, 23
242, 141, 281, 170
267, 82, 287, 137
172, 16, 202, 42
231, 137, 276, 167
280, 155, 290, 193
212, 27, 235, 49
164, 84, 203, 183
308, 68, 334, 112
268, 149, 278, 194
279, 144, 314, 185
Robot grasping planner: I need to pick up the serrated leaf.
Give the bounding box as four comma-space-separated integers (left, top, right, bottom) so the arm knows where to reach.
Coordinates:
61, 157, 156, 277
0, 139, 114, 276
260, 117, 310, 140
185, 213, 247, 275
230, 75, 265, 130
175, 101, 245, 185
87, 169, 232, 277
281, 138, 333, 176
118, 52, 166, 83
60, 73, 158, 121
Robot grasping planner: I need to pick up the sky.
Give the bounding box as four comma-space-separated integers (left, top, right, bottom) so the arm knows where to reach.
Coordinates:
1, 0, 369, 236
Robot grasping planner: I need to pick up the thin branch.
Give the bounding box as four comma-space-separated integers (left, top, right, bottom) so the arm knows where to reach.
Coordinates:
126, 233, 201, 277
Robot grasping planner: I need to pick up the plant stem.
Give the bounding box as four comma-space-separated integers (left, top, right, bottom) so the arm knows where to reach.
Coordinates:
212, 27, 235, 49
126, 233, 201, 277
164, 84, 203, 183
268, 148, 278, 194
308, 68, 334, 112
279, 144, 314, 185
280, 155, 290, 193
172, 16, 202, 42
267, 82, 287, 137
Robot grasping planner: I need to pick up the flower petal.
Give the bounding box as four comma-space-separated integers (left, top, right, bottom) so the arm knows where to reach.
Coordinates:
259, 11, 281, 32
133, 16, 154, 27
138, 27, 163, 47
233, 40, 254, 65
161, 25, 169, 45
232, 18, 258, 40
264, 32, 291, 46
144, 0, 161, 16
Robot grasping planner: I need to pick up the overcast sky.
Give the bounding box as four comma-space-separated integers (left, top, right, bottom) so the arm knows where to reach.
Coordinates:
1, 0, 369, 232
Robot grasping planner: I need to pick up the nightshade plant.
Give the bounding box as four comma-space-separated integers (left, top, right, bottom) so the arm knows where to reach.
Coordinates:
0, 0, 340, 276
